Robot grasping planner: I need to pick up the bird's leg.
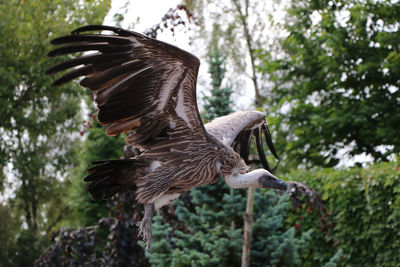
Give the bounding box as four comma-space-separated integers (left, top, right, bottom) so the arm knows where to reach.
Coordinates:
137, 203, 154, 250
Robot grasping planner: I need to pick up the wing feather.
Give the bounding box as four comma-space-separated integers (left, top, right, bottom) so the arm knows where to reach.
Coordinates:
47, 43, 132, 57
50, 34, 132, 45
46, 51, 131, 74
51, 65, 95, 86
205, 110, 279, 169
48, 25, 207, 148
239, 129, 252, 163
254, 127, 271, 171
262, 123, 279, 160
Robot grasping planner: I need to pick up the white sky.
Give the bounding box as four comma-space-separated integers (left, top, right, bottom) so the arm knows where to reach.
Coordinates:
103, 0, 195, 54
104, 0, 181, 31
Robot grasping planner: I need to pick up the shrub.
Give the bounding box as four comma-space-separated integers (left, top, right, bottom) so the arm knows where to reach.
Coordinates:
286, 160, 400, 267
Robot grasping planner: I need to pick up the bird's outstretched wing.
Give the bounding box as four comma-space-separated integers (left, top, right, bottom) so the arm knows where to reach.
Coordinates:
47, 25, 207, 148
204, 110, 279, 171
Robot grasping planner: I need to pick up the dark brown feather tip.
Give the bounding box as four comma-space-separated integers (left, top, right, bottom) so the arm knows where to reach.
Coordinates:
46, 52, 130, 75
71, 25, 136, 37
51, 65, 94, 86
262, 123, 279, 160
50, 34, 131, 45
47, 43, 120, 57
79, 60, 146, 88
239, 129, 252, 163
254, 127, 271, 171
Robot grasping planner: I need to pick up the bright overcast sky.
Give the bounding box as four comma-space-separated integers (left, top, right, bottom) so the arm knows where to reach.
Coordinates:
104, 0, 181, 33
103, 0, 196, 55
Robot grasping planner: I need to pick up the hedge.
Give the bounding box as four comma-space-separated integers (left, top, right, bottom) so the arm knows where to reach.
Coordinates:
286, 160, 400, 267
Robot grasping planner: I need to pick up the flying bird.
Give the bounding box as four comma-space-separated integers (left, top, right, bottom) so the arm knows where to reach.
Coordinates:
47, 25, 287, 250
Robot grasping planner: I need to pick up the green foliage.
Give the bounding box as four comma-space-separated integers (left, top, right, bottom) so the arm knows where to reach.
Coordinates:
3, 1, 397, 266
150, 182, 312, 266
64, 121, 126, 227
251, 191, 312, 267
0, 0, 110, 265
150, 180, 244, 266
258, 0, 400, 167
285, 160, 400, 266
188, 0, 278, 105
203, 46, 234, 121
36, 214, 149, 266
0, 204, 20, 266
323, 249, 343, 267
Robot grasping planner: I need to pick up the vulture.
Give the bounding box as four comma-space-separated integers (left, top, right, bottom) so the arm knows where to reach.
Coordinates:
47, 25, 287, 250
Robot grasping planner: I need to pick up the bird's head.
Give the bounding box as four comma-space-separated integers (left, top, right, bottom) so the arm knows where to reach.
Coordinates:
224, 168, 287, 191
256, 169, 287, 191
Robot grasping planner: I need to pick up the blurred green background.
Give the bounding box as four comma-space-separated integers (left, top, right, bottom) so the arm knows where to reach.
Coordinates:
0, 0, 399, 266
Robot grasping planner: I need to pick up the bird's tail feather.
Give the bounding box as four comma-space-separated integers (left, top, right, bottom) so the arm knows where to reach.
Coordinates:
84, 158, 148, 200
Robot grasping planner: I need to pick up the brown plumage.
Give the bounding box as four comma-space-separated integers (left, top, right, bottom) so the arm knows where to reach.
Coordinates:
47, 25, 286, 250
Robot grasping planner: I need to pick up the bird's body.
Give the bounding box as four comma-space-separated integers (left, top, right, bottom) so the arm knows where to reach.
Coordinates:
47, 25, 286, 249
132, 132, 245, 207
84, 110, 270, 213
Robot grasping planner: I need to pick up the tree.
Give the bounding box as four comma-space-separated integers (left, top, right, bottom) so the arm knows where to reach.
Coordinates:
36, 194, 149, 267
35, 118, 150, 266
150, 181, 314, 266
258, 0, 400, 167
285, 160, 400, 266
0, 204, 20, 265
64, 120, 126, 227
186, 0, 287, 106
203, 44, 234, 121
0, 0, 110, 264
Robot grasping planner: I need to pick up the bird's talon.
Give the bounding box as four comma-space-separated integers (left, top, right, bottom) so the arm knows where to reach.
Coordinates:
137, 216, 152, 248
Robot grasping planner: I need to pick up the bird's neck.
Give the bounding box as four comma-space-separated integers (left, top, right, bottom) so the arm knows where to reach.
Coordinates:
224, 169, 265, 189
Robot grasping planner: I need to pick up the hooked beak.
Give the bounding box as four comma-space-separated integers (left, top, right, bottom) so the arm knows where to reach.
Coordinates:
259, 172, 287, 191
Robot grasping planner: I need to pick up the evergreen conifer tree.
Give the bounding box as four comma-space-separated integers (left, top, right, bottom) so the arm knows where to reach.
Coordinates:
203, 46, 234, 121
